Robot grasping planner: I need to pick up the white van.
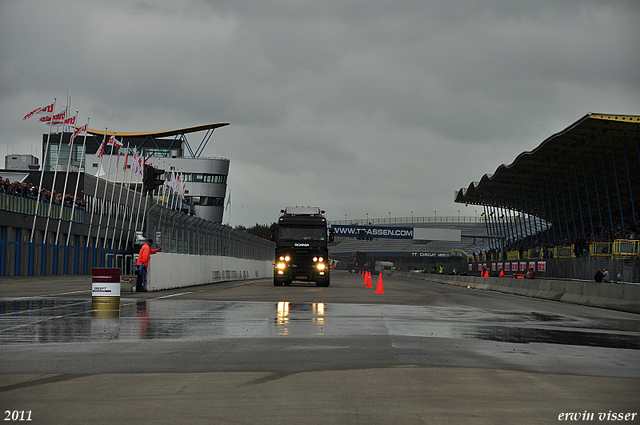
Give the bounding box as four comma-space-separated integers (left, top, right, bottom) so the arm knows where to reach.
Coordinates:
375, 261, 394, 276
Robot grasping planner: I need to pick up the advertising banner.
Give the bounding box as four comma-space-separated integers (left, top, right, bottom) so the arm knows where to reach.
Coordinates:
332, 225, 414, 239
537, 261, 546, 272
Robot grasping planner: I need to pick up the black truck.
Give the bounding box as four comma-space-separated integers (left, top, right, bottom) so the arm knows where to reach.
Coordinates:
270, 206, 334, 287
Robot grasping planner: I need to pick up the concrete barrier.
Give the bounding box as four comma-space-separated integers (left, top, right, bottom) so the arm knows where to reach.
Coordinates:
146, 253, 273, 291
402, 273, 640, 314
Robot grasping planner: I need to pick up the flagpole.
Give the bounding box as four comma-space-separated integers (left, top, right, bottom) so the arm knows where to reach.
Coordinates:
103, 135, 120, 251
30, 98, 56, 243
87, 129, 107, 249
126, 151, 143, 249
111, 138, 128, 251
229, 192, 232, 227
67, 117, 89, 246
118, 142, 133, 249
131, 170, 146, 247
96, 133, 115, 249
55, 111, 78, 246
43, 104, 68, 248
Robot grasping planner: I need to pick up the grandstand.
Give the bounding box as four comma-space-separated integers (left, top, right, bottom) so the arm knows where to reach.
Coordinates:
455, 113, 640, 281
455, 114, 639, 247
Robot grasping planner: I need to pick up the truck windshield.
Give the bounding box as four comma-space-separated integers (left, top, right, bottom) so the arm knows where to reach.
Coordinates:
279, 227, 326, 241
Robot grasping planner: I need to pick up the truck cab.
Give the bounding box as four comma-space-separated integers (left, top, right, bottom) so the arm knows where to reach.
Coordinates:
271, 206, 333, 287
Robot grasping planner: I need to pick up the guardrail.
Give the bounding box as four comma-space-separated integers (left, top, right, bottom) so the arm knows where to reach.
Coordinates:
554, 246, 574, 258
0, 192, 84, 223
613, 240, 640, 258
590, 242, 613, 258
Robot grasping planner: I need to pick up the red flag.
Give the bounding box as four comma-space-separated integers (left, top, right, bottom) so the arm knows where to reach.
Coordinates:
107, 135, 123, 148
124, 151, 129, 170
23, 102, 54, 120
96, 133, 106, 159
69, 123, 88, 145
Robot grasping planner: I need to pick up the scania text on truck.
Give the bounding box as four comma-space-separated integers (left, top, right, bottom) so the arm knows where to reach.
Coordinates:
270, 206, 334, 287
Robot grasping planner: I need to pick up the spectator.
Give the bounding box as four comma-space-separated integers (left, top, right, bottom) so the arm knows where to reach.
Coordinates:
594, 269, 603, 283
0, 177, 85, 210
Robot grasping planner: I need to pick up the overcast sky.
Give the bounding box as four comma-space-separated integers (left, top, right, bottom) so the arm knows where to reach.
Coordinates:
1, 1, 638, 226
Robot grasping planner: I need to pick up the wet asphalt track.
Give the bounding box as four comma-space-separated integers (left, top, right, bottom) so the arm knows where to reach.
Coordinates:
1, 271, 639, 424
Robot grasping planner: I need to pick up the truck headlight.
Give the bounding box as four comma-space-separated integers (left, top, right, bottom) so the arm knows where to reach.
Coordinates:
316, 263, 326, 271
279, 255, 291, 262
277, 262, 286, 270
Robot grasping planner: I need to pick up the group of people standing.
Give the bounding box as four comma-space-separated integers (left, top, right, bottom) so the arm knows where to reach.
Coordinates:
594, 268, 610, 283
0, 176, 86, 210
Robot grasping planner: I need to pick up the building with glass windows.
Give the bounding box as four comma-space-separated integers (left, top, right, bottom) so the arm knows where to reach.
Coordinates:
42, 123, 231, 223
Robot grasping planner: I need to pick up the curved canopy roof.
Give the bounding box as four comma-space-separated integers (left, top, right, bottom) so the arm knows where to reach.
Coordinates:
85, 122, 230, 137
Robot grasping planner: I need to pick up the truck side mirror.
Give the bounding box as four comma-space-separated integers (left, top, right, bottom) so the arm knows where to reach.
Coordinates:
270, 224, 277, 241
329, 228, 335, 243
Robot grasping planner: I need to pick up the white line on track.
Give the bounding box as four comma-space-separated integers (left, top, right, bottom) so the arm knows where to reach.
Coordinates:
155, 292, 193, 299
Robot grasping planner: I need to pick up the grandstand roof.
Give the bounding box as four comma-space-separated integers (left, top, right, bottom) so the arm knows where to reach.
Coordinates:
454, 113, 640, 240
84, 122, 230, 138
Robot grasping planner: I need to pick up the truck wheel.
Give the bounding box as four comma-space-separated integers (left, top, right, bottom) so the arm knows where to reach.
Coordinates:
316, 280, 330, 287
274, 279, 283, 286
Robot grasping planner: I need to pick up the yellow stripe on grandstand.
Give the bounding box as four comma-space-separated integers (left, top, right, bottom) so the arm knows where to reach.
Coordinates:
589, 113, 640, 122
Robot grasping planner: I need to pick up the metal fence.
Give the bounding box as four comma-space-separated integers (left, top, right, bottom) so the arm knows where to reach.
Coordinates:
0, 192, 84, 223
145, 205, 274, 261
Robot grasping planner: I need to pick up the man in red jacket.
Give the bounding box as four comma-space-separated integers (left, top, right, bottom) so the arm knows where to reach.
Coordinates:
136, 239, 160, 292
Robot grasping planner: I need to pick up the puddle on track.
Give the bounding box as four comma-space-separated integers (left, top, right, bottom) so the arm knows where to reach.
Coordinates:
1, 298, 639, 349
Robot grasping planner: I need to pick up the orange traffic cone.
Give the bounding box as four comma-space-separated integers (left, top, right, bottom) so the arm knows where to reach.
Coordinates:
362, 271, 367, 285
365, 272, 373, 288
374, 273, 385, 294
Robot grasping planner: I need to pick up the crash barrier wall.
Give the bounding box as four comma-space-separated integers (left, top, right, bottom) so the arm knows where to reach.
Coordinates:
146, 252, 273, 291
402, 272, 640, 314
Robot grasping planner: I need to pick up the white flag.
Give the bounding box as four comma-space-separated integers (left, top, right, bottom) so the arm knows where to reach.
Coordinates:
23, 102, 54, 120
